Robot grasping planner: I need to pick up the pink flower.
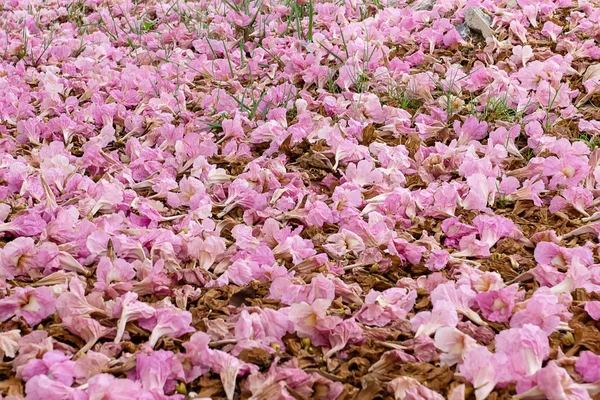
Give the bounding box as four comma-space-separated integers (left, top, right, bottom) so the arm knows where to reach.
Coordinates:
425, 250, 450, 272
0, 212, 47, 238
576, 351, 600, 383
584, 301, 600, 320
304, 200, 335, 228
510, 45, 534, 67
134, 350, 183, 396
323, 229, 365, 258
205, 350, 254, 400
93, 256, 136, 298
462, 173, 497, 212
289, 299, 341, 346
63, 316, 112, 354
431, 282, 485, 325
85, 374, 147, 399
387, 376, 444, 400
495, 324, 549, 378
0, 236, 36, 278
343, 160, 383, 187
543, 155, 590, 190
0, 287, 56, 326
324, 318, 364, 358
387, 238, 425, 265
549, 187, 593, 216
140, 307, 194, 347
187, 236, 226, 271
442, 217, 478, 248
73, 351, 111, 384
25, 374, 77, 400
541, 21, 562, 41
411, 300, 458, 338
458, 346, 509, 400
233, 308, 292, 355
518, 362, 591, 400
112, 292, 155, 343
476, 284, 524, 323
22, 350, 75, 386
454, 115, 488, 146
473, 214, 519, 248
272, 235, 317, 265
299, 274, 336, 304
424, 184, 460, 218
534, 242, 593, 267
57, 277, 106, 319
356, 288, 417, 327
434, 327, 478, 366
507, 178, 545, 206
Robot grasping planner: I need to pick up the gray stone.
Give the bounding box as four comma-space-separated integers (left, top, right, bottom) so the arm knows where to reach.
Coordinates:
464, 7, 494, 39
455, 23, 471, 41
411, 0, 435, 11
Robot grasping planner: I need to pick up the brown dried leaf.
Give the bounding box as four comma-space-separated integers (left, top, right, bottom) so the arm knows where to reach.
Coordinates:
567, 322, 600, 356
238, 347, 273, 367
361, 124, 377, 146
0, 377, 24, 397
229, 287, 257, 307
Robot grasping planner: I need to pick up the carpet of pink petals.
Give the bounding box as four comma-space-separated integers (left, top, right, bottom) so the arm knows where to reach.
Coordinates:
4, 0, 600, 398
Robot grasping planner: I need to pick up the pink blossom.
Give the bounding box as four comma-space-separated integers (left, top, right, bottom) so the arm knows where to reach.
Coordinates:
0, 287, 56, 326
356, 288, 417, 327
22, 350, 75, 386
133, 350, 183, 396
510, 288, 571, 335
112, 292, 155, 343
431, 282, 486, 325
543, 155, 590, 190
0, 212, 47, 238
541, 21, 562, 41
454, 115, 488, 146
576, 351, 600, 383
0, 236, 36, 278
85, 374, 147, 399
434, 327, 478, 366
140, 307, 194, 347
476, 284, 524, 323
458, 346, 509, 400
584, 301, 600, 320
387, 238, 425, 265
24, 374, 77, 400
63, 316, 113, 354
534, 242, 593, 267
425, 250, 450, 272
289, 299, 341, 346
323, 229, 365, 258
517, 362, 591, 400
343, 160, 383, 187
473, 214, 519, 248
388, 376, 444, 400
411, 300, 458, 337
324, 318, 364, 358
549, 187, 593, 216
495, 324, 550, 378
73, 351, 111, 384
462, 173, 497, 212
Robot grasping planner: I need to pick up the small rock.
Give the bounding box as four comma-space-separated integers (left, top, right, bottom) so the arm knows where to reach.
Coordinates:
455, 23, 471, 41
411, 0, 435, 11
464, 7, 495, 39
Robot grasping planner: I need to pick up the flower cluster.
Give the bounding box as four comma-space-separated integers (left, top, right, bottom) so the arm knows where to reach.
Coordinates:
1, 0, 600, 398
